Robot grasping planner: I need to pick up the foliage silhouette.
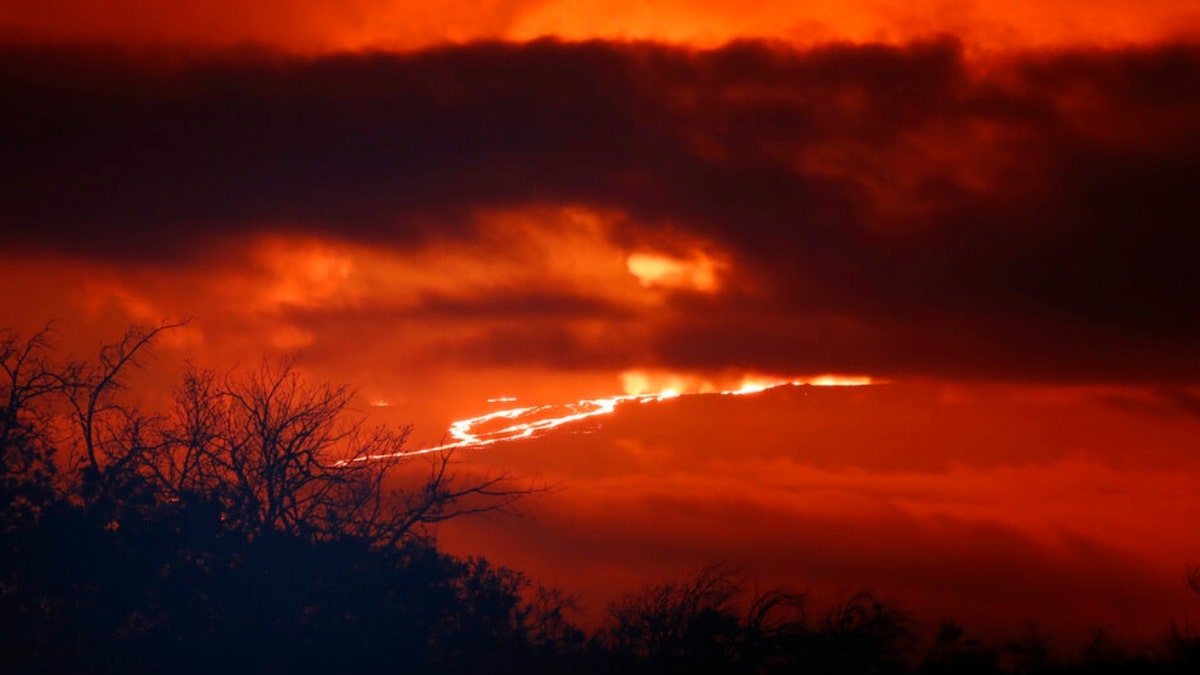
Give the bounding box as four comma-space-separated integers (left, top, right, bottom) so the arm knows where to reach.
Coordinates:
1, 323, 552, 674
0, 324, 63, 528
4, 322, 1200, 674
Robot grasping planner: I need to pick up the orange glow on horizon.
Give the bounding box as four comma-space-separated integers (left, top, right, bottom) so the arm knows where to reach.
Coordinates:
808, 374, 874, 386
1, 0, 1194, 53
510, 0, 1200, 51
622, 370, 878, 396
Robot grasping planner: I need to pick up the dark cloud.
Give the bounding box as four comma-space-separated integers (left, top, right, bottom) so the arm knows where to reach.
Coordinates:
0, 40, 658, 257
3, 39, 1199, 381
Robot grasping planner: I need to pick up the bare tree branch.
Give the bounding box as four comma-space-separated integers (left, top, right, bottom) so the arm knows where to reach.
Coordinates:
61, 320, 187, 496
0, 323, 67, 522
142, 358, 538, 546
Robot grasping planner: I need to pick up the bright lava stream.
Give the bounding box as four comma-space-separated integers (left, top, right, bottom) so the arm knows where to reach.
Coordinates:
365, 376, 873, 460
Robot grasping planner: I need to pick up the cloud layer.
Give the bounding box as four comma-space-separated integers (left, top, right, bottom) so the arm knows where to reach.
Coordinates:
4, 39, 1199, 383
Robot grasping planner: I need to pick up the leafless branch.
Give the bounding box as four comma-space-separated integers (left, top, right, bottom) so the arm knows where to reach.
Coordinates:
61, 320, 187, 488
138, 358, 536, 546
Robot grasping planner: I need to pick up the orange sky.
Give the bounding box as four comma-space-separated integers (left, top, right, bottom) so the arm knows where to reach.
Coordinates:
3, 0, 1200, 649
1, 0, 1197, 50
438, 381, 1200, 642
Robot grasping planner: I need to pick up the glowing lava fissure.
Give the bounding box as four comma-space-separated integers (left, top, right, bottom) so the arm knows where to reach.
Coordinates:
371, 375, 876, 459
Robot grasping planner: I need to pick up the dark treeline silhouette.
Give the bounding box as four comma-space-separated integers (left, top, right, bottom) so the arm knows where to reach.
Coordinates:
3, 323, 1200, 674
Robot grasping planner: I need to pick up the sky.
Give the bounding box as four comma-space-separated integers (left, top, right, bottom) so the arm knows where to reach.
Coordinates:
3, 0, 1200, 648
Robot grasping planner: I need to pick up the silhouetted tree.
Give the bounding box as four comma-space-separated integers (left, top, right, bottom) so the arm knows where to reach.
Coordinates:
600, 564, 819, 674
136, 359, 532, 546
0, 324, 62, 526
605, 563, 744, 668
1001, 624, 1056, 675
0, 320, 535, 546
57, 321, 186, 511
1079, 626, 1131, 675
1162, 573, 1200, 674
805, 590, 917, 674
0, 321, 553, 675
524, 584, 586, 652
738, 586, 809, 672
921, 621, 1001, 675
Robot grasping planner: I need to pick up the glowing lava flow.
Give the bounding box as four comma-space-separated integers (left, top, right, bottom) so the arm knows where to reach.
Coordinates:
377, 375, 874, 459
